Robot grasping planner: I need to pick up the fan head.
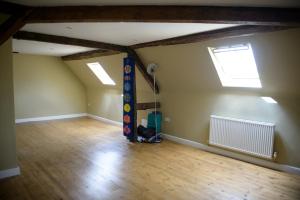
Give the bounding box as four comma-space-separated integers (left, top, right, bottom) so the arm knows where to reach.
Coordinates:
147, 63, 158, 75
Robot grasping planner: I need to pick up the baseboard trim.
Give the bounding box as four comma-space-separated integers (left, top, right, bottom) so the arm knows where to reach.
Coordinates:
15, 113, 87, 124
163, 133, 300, 175
87, 114, 122, 127
0, 166, 20, 179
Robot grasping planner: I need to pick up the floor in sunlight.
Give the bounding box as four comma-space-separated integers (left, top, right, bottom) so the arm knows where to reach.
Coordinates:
0, 117, 299, 200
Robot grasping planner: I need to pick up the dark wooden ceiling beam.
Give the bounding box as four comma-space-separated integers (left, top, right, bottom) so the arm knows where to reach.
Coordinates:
59, 24, 295, 95
13, 31, 128, 52
62, 47, 159, 93
0, 8, 33, 46
126, 48, 159, 94
62, 48, 159, 93
131, 25, 295, 49
0, 1, 31, 15
25, 6, 300, 26
137, 102, 161, 110
61, 49, 120, 61
61, 25, 294, 59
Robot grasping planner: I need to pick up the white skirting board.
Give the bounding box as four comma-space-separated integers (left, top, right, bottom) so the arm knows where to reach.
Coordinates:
163, 133, 300, 175
15, 113, 87, 124
0, 166, 20, 179
87, 114, 122, 127
15, 113, 122, 127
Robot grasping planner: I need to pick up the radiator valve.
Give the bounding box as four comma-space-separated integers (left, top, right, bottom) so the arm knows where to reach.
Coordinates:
273, 151, 278, 160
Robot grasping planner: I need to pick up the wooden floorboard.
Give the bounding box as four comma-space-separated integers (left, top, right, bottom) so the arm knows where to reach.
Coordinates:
0, 118, 299, 200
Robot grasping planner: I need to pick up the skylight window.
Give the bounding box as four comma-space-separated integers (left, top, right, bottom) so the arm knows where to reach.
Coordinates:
208, 43, 262, 88
261, 97, 277, 104
87, 62, 115, 85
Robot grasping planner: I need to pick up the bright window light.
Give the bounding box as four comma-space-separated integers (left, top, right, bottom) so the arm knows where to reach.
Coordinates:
87, 62, 115, 85
208, 43, 262, 88
261, 97, 277, 104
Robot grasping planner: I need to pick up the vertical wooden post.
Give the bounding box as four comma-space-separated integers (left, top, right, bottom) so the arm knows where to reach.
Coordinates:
123, 56, 137, 142
0, 4, 33, 46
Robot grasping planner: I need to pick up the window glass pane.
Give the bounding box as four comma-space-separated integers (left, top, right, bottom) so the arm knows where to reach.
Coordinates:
208, 43, 261, 88
87, 62, 115, 85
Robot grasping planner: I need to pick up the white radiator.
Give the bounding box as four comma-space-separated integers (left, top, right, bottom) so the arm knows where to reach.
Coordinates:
209, 115, 275, 159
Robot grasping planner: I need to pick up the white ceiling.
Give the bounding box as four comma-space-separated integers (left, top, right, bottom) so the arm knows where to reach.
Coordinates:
9, 0, 299, 57
13, 39, 96, 56
6, 0, 300, 7
15, 23, 239, 56
22, 23, 238, 46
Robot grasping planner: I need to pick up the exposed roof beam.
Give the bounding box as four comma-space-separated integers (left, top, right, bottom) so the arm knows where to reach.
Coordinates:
61, 49, 120, 61
25, 6, 300, 26
63, 48, 159, 93
61, 25, 293, 60
126, 48, 159, 94
59, 24, 294, 95
0, 8, 33, 46
0, 1, 31, 15
137, 102, 161, 110
13, 31, 128, 52
11, 30, 157, 93
131, 25, 295, 49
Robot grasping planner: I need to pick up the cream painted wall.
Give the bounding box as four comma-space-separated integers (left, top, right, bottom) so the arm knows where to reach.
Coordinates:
13, 54, 87, 119
0, 39, 18, 171
160, 91, 300, 167
65, 28, 300, 168
87, 87, 123, 121
137, 28, 300, 95
65, 53, 153, 92
136, 28, 300, 168
65, 53, 155, 123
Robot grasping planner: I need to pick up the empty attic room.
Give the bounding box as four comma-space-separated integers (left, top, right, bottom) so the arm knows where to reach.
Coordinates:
1, 0, 300, 200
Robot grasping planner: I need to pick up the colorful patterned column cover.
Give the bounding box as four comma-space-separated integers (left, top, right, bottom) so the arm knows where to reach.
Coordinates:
123, 56, 136, 142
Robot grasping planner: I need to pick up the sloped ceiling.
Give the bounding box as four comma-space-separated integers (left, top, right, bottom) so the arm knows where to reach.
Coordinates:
64, 53, 153, 93
136, 28, 300, 95
65, 28, 300, 96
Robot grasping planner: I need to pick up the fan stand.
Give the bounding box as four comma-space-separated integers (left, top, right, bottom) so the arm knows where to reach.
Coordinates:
147, 63, 161, 143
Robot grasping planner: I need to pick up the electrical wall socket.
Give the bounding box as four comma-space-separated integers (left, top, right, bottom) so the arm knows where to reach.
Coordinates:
164, 117, 171, 122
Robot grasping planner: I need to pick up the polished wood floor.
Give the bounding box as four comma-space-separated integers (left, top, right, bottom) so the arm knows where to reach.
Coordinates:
0, 118, 299, 200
